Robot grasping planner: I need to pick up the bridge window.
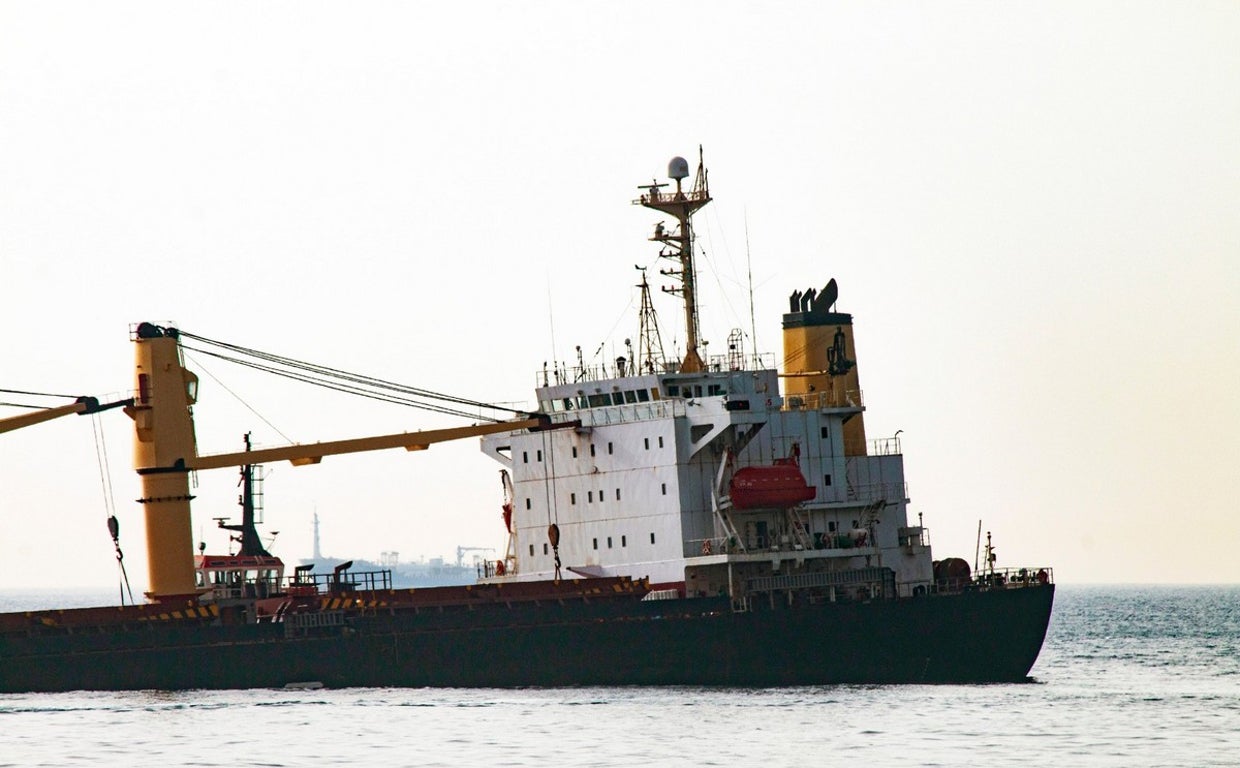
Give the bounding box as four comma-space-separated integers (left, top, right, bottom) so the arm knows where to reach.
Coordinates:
607, 537, 613, 549
658, 436, 664, 448
661, 483, 667, 495
638, 389, 651, 402
536, 449, 542, 461
593, 538, 598, 550
821, 426, 830, 439
624, 391, 637, 404
529, 544, 535, 556
622, 535, 627, 547
525, 498, 531, 509
650, 532, 656, 544
572, 446, 578, 458
615, 488, 621, 501
588, 491, 593, 503
666, 385, 680, 397
543, 543, 549, 555
824, 474, 832, 486
590, 444, 596, 457
608, 442, 613, 455
644, 437, 650, 450
571, 493, 577, 505
522, 451, 528, 463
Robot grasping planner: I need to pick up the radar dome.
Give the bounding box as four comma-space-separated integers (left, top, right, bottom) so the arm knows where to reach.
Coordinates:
668, 156, 690, 181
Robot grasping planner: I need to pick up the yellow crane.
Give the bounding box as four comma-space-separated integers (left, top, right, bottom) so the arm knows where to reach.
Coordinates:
128, 322, 553, 601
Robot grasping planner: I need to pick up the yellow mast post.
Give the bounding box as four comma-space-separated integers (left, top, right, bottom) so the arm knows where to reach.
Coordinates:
127, 323, 201, 601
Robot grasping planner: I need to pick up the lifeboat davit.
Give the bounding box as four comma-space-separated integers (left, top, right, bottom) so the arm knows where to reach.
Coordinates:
729, 448, 816, 509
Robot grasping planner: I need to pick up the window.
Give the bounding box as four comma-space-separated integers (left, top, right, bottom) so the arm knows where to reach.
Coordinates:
544, 543, 549, 554
588, 394, 609, 407
621, 535, 627, 547
529, 544, 535, 556
666, 385, 680, 397
624, 391, 637, 404
820, 426, 830, 439
525, 498, 531, 510
593, 538, 598, 550
611, 393, 625, 405
650, 532, 656, 544
693, 385, 703, 397
572, 446, 578, 458
607, 537, 613, 549
824, 474, 832, 486
708, 384, 723, 396
598, 489, 603, 502
658, 436, 664, 448
571, 493, 577, 505
638, 389, 651, 402
607, 442, 613, 455
829, 521, 838, 533
644, 437, 650, 450
536, 449, 543, 461
588, 491, 593, 503
522, 451, 528, 464
590, 444, 596, 457
615, 488, 621, 500
661, 483, 667, 495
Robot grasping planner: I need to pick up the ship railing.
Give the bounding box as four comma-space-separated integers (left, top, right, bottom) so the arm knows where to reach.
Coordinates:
867, 436, 902, 456
568, 399, 685, 427
687, 530, 877, 558
538, 352, 777, 388
284, 569, 394, 596
633, 187, 712, 207
200, 576, 283, 602
934, 566, 1054, 594
844, 481, 908, 503
782, 389, 864, 411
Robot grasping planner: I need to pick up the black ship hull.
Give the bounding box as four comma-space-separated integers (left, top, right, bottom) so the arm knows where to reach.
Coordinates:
0, 583, 1053, 692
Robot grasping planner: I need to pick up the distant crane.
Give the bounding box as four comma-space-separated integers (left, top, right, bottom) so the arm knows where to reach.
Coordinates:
456, 546, 494, 568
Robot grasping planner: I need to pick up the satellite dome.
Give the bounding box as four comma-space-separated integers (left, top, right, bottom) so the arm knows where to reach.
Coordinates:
668, 156, 690, 181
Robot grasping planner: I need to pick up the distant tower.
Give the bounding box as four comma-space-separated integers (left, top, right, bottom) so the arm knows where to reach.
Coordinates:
636, 148, 712, 373
312, 511, 322, 560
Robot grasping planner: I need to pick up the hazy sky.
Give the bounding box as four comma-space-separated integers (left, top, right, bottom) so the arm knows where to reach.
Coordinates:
2, 2, 1237, 591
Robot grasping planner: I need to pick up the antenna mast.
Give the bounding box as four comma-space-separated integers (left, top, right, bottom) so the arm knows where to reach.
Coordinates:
635, 147, 712, 373
635, 267, 668, 374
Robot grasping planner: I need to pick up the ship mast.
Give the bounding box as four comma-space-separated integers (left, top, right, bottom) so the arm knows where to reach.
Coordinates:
635, 267, 668, 374
635, 147, 712, 374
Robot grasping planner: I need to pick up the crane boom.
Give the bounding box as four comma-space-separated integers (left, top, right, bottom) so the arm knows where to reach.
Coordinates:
187, 418, 548, 471
0, 396, 132, 435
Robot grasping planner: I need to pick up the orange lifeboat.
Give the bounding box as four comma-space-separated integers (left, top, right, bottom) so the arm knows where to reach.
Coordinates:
729, 446, 816, 509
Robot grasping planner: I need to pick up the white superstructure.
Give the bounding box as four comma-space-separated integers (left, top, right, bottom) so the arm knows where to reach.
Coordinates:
481, 153, 935, 602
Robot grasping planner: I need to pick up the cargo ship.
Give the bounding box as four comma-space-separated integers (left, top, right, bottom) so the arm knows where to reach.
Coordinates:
0, 152, 1053, 692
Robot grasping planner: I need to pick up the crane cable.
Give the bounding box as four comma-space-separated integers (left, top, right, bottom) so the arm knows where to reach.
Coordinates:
176, 330, 530, 422
91, 412, 133, 606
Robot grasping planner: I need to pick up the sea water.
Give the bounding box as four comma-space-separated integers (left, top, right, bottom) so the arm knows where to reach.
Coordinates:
1, 585, 1236, 767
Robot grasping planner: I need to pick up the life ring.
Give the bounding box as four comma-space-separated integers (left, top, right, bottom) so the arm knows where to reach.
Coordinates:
701, 540, 713, 555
